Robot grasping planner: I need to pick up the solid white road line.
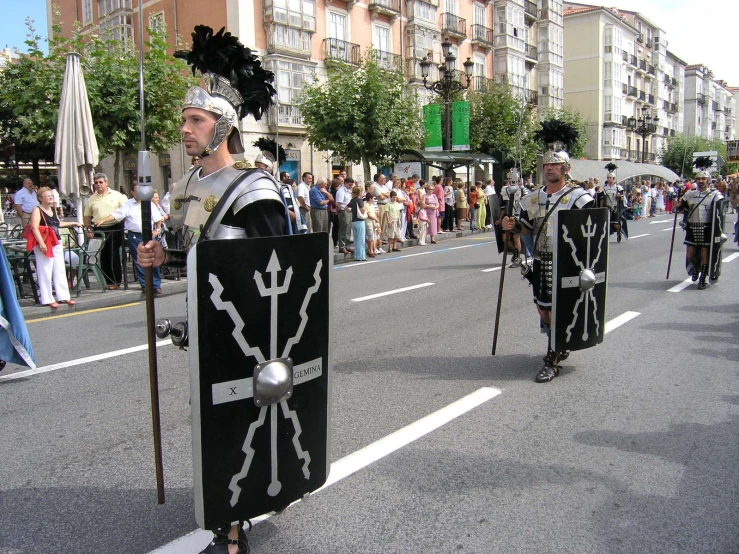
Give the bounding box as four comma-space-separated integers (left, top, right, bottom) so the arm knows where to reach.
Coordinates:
662, 227, 675, 231
629, 234, 650, 239
650, 219, 674, 225
482, 267, 502, 273
148, 386, 503, 554
0, 340, 173, 383
335, 241, 493, 270
667, 278, 693, 293
604, 311, 641, 334
723, 252, 739, 263
351, 282, 434, 302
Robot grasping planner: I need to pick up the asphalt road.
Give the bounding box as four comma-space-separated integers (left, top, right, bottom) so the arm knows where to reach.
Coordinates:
1, 212, 738, 554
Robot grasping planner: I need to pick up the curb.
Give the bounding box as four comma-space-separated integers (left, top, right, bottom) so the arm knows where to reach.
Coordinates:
21, 227, 492, 321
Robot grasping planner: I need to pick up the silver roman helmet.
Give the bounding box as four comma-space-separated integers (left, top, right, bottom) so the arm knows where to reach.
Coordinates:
535, 120, 579, 175
176, 26, 276, 157
695, 170, 711, 179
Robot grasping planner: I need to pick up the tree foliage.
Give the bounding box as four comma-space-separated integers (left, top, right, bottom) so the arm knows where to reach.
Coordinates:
467, 83, 539, 175
659, 133, 728, 178
0, 14, 194, 187
297, 51, 424, 180
538, 105, 590, 159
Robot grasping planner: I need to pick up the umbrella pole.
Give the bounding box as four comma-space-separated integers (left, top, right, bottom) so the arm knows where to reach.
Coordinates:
137, 6, 165, 504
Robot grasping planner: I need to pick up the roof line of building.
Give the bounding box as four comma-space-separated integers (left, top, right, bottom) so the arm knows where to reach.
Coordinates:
563, 5, 639, 35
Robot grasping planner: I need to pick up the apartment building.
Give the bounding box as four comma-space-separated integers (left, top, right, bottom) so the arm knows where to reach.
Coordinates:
51, 0, 566, 184
683, 65, 736, 142
562, 2, 685, 163
0, 47, 20, 70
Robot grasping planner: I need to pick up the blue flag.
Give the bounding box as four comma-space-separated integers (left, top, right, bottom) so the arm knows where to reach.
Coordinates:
0, 239, 35, 368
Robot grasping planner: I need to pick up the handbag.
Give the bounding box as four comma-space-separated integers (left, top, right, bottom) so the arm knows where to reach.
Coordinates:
354, 200, 367, 220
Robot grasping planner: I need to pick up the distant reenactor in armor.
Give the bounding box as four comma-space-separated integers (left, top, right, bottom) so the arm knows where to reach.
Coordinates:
677, 170, 725, 290
598, 172, 628, 242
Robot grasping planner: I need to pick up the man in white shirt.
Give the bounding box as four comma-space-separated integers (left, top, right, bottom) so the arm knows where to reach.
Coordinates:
14, 178, 39, 226
296, 172, 313, 233
94, 183, 165, 293
372, 173, 389, 242
483, 178, 496, 229
335, 178, 354, 253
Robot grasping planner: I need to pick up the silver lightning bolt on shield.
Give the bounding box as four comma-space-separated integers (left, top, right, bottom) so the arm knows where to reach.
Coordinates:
208, 250, 323, 506
561, 216, 607, 343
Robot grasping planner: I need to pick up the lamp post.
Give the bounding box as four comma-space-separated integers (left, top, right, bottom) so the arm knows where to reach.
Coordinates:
419, 38, 474, 153
627, 106, 659, 163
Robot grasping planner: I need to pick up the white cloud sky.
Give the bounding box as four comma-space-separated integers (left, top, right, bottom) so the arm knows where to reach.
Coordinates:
615, 0, 737, 85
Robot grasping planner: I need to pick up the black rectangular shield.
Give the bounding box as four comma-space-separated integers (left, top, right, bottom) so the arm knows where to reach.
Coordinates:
188, 233, 332, 529
551, 208, 609, 353
708, 197, 724, 283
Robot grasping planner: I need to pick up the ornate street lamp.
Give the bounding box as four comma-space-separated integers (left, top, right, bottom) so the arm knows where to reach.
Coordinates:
627, 105, 659, 164
419, 37, 474, 153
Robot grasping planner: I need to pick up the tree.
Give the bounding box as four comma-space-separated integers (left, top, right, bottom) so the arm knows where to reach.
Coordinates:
538, 105, 590, 159
298, 50, 423, 180
0, 14, 194, 189
659, 133, 728, 178
467, 82, 539, 175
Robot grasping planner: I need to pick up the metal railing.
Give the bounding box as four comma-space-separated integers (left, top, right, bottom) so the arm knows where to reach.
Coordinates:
638, 90, 646, 101
524, 0, 537, 18
368, 0, 401, 14
648, 94, 655, 105
627, 86, 638, 97
441, 12, 466, 37
470, 24, 493, 45
638, 59, 647, 72
272, 103, 304, 126
323, 38, 361, 65
526, 89, 538, 105
629, 54, 637, 66
620, 148, 629, 158
525, 44, 538, 59
373, 49, 402, 72
647, 64, 655, 76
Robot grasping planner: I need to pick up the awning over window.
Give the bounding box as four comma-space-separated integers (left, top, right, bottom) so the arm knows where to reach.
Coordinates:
568, 159, 680, 183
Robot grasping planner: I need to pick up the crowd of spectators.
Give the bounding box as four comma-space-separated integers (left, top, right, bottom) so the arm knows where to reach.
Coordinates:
280, 170, 499, 261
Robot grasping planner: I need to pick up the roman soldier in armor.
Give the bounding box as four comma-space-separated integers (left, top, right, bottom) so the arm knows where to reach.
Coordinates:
677, 170, 724, 290
137, 26, 297, 554
599, 172, 627, 242
501, 123, 595, 383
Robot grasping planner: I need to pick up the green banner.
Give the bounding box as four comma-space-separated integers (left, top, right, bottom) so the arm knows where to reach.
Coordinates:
451, 101, 470, 151
423, 104, 443, 151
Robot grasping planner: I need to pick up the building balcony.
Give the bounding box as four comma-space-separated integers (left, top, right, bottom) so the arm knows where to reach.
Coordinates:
629, 149, 638, 160
372, 49, 402, 71
636, 33, 644, 44
406, 57, 440, 83
470, 24, 494, 50
525, 43, 538, 62
323, 38, 361, 65
629, 54, 637, 67
712, 100, 720, 111
627, 86, 638, 97
471, 75, 494, 92
712, 122, 717, 130
441, 12, 466, 39
647, 64, 655, 76
266, 23, 313, 59
269, 103, 305, 128
524, 0, 537, 20
664, 75, 674, 87
697, 92, 707, 104
620, 148, 629, 158
638, 90, 646, 102
621, 50, 629, 62
637, 59, 647, 73
648, 93, 655, 105
368, 0, 401, 22
646, 39, 652, 49
670, 129, 676, 137
526, 88, 538, 105
604, 114, 624, 127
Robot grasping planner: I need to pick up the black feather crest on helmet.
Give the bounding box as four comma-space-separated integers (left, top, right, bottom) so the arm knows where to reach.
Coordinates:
534, 120, 579, 152
174, 25, 276, 121
693, 156, 714, 171
604, 162, 618, 172
253, 138, 287, 166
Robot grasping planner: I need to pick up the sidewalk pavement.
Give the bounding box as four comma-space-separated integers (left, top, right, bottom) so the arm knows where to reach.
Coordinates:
19, 226, 492, 321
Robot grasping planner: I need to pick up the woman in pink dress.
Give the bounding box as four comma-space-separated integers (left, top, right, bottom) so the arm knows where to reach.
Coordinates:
423, 182, 439, 244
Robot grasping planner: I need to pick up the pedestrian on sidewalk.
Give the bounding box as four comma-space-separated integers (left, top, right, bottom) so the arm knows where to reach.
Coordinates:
454, 182, 467, 230
347, 185, 367, 261
384, 190, 404, 252
83, 173, 126, 290
423, 183, 439, 244
364, 190, 379, 257
309, 177, 332, 233
28, 187, 79, 308
442, 178, 455, 231
336, 178, 354, 254
468, 184, 479, 230
476, 181, 487, 231
95, 183, 164, 294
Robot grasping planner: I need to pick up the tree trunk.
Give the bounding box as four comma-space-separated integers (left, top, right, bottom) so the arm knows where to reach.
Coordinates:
32, 159, 40, 186
113, 150, 121, 192
362, 156, 371, 187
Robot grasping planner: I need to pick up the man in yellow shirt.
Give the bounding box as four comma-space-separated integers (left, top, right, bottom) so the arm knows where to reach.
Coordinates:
83, 173, 127, 289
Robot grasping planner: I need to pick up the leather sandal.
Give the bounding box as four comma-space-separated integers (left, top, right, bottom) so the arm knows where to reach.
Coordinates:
199, 524, 249, 554
61, 299, 76, 306
47, 302, 59, 309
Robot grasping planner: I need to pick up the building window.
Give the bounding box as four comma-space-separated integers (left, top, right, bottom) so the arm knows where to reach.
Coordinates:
149, 12, 164, 32
99, 12, 134, 42
267, 0, 316, 32
272, 24, 312, 53
474, 3, 486, 26
275, 61, 311, 121
407, 27, 440, 61
444, 0, 457, 15
412, 1, 436, 24
328, 11, 347, 41
98, 0, 132, 18
374, 25, 390, 52
83, 0, 93, 25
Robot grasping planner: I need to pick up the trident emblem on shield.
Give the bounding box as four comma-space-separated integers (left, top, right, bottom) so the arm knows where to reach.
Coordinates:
208, 250, 323, 506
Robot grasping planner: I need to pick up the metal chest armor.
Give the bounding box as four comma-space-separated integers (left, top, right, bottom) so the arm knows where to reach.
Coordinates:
684, 189, 723, 224
522, 185, 594, 257
602, 184, 623, 211
169, 164, 285, 250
